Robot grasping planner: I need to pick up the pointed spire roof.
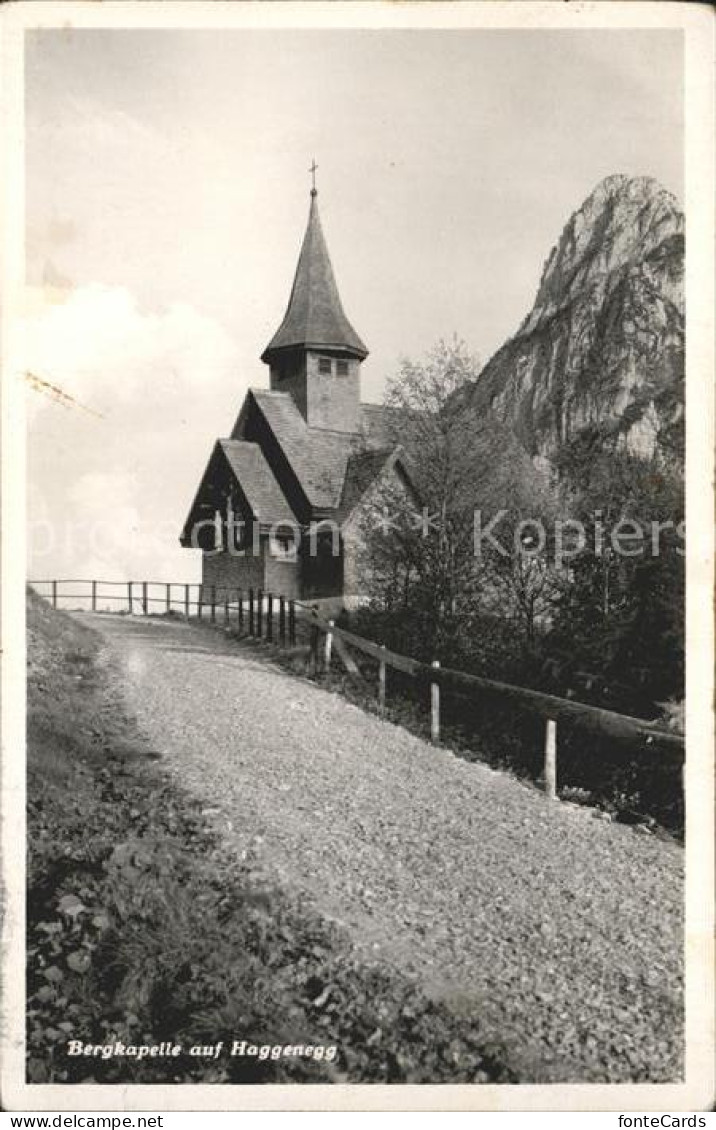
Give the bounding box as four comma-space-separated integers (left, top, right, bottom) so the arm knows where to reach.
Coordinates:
261, 191, 368, 362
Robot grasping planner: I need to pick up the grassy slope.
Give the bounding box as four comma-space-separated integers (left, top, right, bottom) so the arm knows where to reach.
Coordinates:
26, 591, 514, 1085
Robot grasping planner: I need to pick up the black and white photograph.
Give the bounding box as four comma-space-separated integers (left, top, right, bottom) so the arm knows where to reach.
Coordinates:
1, 0, 714, 1115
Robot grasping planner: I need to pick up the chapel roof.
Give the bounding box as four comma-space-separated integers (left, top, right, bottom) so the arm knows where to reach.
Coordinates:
246, 390, 406, 513
261, 192, 368, 363
335, 447, 398, 523
218, 439, 298, 524
182, 391, 418, 545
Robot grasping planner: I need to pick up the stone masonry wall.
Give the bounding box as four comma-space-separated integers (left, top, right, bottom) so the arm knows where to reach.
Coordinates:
269, 350, 361, 433
305, 351, 361, 433
201, 546, 266, 602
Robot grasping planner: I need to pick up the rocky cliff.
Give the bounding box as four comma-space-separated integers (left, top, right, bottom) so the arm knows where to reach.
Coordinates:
472, 175, 684, 467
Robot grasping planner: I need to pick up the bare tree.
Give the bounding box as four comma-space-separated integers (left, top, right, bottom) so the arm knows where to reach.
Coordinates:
357, 338, 557, 654
474, 499, 563, 648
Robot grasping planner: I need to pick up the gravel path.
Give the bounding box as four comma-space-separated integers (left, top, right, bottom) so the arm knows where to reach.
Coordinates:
78, 612, 683, 1082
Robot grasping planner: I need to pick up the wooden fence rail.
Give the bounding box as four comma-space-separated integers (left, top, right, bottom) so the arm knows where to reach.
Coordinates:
28, 578, 300, 643
299, 611, 684, 752
29, 579, 685, 802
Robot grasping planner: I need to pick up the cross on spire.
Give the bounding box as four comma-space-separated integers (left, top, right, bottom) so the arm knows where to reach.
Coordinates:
309, 159, 318, 195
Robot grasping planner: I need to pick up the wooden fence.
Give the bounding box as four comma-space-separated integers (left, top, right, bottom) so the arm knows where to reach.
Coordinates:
305, 614, 684, 792
29, 579, 299, 646
29, 579, 684, 801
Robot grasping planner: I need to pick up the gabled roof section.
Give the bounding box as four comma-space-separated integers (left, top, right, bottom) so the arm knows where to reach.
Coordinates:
359, 402, 404, 448
261, 192, 368, 362
219, 440, 297, 525
229, 389, 420, 519
248, 390, 351, 510
179, 437, 297, 545
336, 447, 395, 522
337, 445, 420, 524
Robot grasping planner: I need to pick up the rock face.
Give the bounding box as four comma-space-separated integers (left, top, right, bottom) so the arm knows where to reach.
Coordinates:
472, 175, 684, 465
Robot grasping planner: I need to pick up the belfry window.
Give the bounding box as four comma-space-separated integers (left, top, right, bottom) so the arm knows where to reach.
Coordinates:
336, 359, 349, 376
318, 356, 332, 375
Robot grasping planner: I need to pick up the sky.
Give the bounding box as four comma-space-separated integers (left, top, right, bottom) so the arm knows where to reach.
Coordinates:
23, 28, 684, 586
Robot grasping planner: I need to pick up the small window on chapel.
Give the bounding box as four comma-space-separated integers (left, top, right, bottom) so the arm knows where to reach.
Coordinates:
271, 531, 297, 560
336, 360, 349, 377
318, 357, 332, 375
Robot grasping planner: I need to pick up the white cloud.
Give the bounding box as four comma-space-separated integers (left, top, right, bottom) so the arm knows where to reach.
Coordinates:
23, 284, 243, 584
22, 283, 239, 415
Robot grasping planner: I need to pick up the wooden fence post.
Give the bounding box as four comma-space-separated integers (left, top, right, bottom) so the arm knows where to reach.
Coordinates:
210, 585, 217, 623
52, 580, 58, 609
128, 581, 133, 614
288, 600, 296, 645
307, 614, 318, 673
309, 618, 319, 676
266, 593, 274, 642
198, 589, 203, 620
184, 584, 190, 619
238, 590, 244, 633
378, 644, 387, 714
257, 590, 264, 638
249, 589, 254, 636
166, 583, 171, 614
224, 594, 230, 626
91, 580, 97, 612
279, 595, 286, 645
324, 619, 334, 680
430, 660, 441, 744
544, 719, 557, 800
142, 581, 148, 615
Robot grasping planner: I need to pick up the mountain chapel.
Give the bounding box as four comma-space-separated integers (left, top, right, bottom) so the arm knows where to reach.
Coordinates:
180, 183, 418, 611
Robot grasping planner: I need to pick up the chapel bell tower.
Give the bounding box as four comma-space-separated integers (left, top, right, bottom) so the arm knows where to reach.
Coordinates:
260, 168, 368, 434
